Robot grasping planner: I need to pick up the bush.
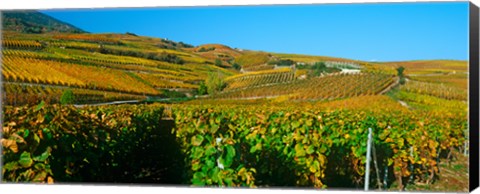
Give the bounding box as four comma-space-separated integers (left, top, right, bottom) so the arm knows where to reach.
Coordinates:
179, 41, 194, 48
269, 59, 295, 66
206, 72, 226, 95
311, 62, 328, 76
197, 47, 215, 52
397, 66, 405, 77
197, 82, 208, 95
215, 59, 223, 67
397, 66, 406, 85
308, 62, 341, 77
232, 63, 241, 70
60, 90, 74, 105
162, 90, 187, 98
126, 32, 138, 36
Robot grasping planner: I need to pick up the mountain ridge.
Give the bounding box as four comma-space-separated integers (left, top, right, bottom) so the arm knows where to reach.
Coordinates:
2, 10, 85, 34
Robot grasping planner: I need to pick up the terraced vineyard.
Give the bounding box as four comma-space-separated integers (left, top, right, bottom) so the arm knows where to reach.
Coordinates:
243, 64, 276, 72
3, 83, 144, 105
224, 68, 295, 91
2, 39, 43, 49
53, 34, 123, 45
234, 52, 271, 69
400, 80, 467, 101
216, 73, 396, 100
134, 72, 199, 89
408, 73, 468, 90
1, 32, 236, 105
2, 56, 160, 95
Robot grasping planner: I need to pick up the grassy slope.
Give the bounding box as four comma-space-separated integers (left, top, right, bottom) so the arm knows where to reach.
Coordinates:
272, 52, 363, 64
381, 60, 468, 74
234, 51, 272, 68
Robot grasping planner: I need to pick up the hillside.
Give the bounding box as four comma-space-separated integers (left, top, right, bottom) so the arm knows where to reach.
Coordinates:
1, 31, 237, 105
2, 11, 85, 34
1, 29, 468, 105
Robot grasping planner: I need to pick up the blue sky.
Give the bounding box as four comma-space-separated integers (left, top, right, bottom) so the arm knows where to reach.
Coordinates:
42, 2, 469, 62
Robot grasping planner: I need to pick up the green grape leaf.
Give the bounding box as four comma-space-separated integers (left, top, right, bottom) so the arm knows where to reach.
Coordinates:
33, 149, 50, 162
306, 145, 315, 154
192, 147, 204, 159
291, 121, 301, 129
192, 135, 204, 146
19, 151, 33, 168
3, 162, 20, 171
205, 158, 215, 169
295, 143, 306, 157
319, 144, 327, 154
225, 145, 236, 159
192, 172, 206, 186
33, 163, 46, 170
23, 129, 30, 138
223, 145, 236, 168
205, 145, 217, 156
250, 143, 262, 153
35, 101, 45, 111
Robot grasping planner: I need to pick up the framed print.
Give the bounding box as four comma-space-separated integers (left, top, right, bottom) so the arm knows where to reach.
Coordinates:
1, 1, 479, 193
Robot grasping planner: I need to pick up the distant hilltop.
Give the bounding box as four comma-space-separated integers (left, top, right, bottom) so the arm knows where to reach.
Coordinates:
2, 11, 86, 34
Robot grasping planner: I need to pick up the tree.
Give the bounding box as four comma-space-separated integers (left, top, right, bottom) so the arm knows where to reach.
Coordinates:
60, 89, 74, 105
277, 59, 295, 66
205, 72, 226, 95
397, 66, 406, 85
198, 81, 208, 95
215, 59, 223, 67
126, 32, 138, 36
179, 41, 194, 48
173, 57, 184, 65
396, 66, 405, 77
232, 63, 241, 70
311, 62, 328, 76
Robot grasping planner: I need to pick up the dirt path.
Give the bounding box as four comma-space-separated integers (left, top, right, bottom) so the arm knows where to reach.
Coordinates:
397, 100, 411, 109
382, 77, 412, 109
73, 100, 141, 108
378, 77, 400, 95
